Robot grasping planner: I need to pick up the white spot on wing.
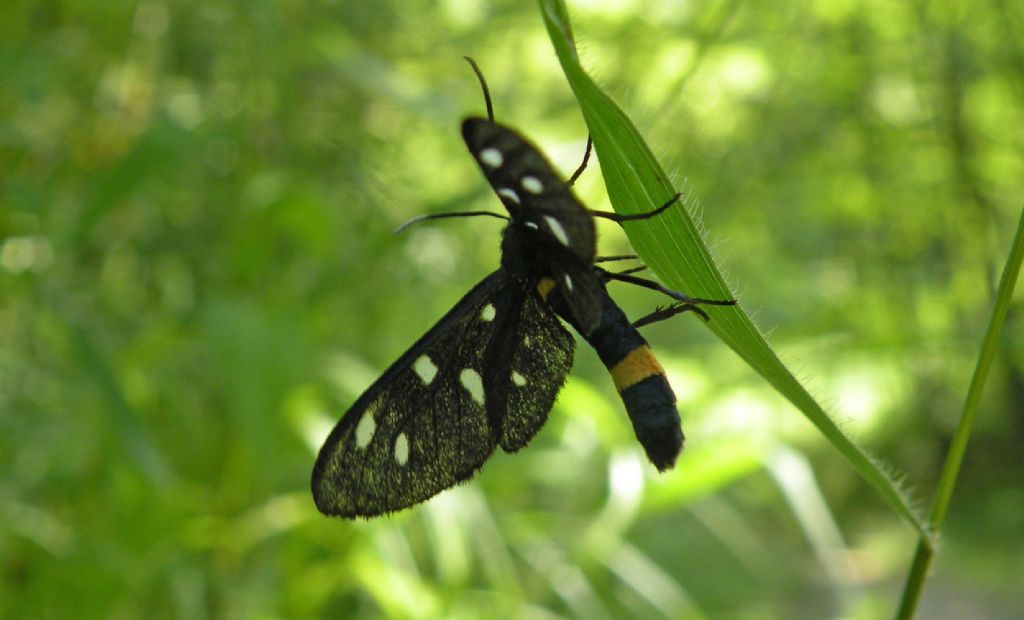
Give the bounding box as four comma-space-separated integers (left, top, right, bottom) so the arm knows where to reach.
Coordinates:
414, 355, 438, 384
525, 221, 539, 230
521, 176, 543, 194
511, 371, 527, 387
480, 304, 496, 321
394, 433, 409, 465
564, 274, 574, 291
479, 148, 503, 168
543, 215, 570, 246
459, 368, 485, 405
355, 405, 377, 449
497, 188, 520, 204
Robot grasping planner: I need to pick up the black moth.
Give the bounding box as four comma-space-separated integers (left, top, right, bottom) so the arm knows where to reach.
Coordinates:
312, 59, 733, 518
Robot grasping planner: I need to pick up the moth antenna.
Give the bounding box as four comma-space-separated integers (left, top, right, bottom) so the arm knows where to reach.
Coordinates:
464, 56, 494, 122
393, 210, 508, 235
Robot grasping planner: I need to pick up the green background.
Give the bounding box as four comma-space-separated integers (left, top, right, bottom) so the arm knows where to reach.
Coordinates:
2, 0, 1022, 618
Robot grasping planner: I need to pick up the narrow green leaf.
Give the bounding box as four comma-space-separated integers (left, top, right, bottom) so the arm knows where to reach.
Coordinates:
538, 0, 929, 539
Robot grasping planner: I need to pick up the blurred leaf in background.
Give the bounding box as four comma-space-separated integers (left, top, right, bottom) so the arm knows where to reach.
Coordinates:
1, 0, 1021, 618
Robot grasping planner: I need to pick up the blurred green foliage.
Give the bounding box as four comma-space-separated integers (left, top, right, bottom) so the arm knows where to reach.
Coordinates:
1, 0, 1022, 618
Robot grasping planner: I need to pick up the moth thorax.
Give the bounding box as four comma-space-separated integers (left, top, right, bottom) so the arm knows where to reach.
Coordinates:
500, 223, 548, 280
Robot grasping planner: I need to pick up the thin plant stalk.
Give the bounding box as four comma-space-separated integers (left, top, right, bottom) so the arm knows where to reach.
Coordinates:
896, 205, 1024, 619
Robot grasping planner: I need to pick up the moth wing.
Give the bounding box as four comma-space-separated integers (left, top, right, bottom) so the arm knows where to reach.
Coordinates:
480, 285, 576, 452
549, 261, 605, 337
312, 271, 509, 518
461, 117, 596, 263
462, 117, 603, 333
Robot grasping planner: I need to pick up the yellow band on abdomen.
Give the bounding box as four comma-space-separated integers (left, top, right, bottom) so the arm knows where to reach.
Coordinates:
609, 345, 666, 392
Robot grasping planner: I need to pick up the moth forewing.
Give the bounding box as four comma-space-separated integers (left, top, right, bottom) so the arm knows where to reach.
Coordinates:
461, 117, 596, 263
311, 270, 578, 518
312, 273, 507, 517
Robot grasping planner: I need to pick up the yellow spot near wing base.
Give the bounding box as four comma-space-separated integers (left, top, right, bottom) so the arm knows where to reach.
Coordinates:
536, 277, 556, 301
610, 345, 666, 392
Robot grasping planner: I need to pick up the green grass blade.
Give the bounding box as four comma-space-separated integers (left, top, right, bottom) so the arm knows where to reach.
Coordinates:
895, 204, 1024, 619
538, 0, 929, 538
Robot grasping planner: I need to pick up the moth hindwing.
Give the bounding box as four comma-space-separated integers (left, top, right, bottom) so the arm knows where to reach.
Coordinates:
312, 271, 575, 518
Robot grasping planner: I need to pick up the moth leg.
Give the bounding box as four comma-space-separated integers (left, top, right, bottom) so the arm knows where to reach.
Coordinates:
590, 193, 681, 224
633, 303, 710, 327
595, 257, 649, 279
610, 265, 647, 277
566, 135, 593, 187
598, 267, 736, 308
594, 254, 639, 263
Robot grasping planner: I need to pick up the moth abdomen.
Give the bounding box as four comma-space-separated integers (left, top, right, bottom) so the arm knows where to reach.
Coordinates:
618, 375, 683, 471
553, 282, 684, 471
